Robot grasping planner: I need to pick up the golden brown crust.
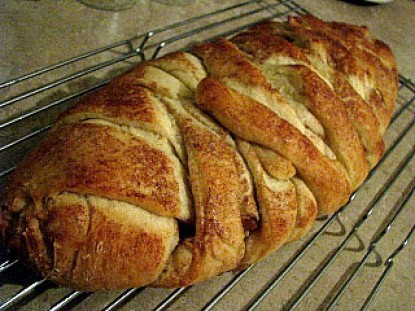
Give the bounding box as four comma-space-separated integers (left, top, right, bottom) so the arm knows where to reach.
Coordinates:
2, 192, 179, 291
0, 16, 397, 291
193, 38, 270, 87
237, 140, 297, 265
296, 65, 368, 190
60, 83, 173, 137
116, 64, 193, 100
148, 52, 207, 92
52, 194, 178, 291
8, 122, 189, 220
60, 83, 160, 126
287, 15, 397, 132
330, 72, 384, 168
196, 77, 351, 215
233, 24, 384, 170
232, 30, 310, 66
193, 38, 304, 132
155, 118, 245, 287
288, 178, 317, 242
253, 145, 296, 180
248, 19, 392, 135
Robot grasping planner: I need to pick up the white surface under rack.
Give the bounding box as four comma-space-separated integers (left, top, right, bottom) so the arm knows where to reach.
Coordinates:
0, 1, 414, 310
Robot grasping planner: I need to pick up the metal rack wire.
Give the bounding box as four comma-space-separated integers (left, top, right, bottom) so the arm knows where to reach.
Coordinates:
1, 0, 414, 310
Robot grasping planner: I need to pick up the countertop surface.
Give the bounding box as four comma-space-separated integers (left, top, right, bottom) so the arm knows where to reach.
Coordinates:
0, 1, 414, 311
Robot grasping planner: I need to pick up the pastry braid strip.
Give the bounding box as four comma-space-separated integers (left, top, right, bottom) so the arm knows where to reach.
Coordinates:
196, 77, 351, 215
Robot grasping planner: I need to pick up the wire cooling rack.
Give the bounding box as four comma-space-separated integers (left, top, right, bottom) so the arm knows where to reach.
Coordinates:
1, 1, 414, 310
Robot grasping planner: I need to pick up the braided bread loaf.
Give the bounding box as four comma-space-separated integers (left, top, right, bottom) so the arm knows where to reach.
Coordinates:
0, 16, 398, 291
